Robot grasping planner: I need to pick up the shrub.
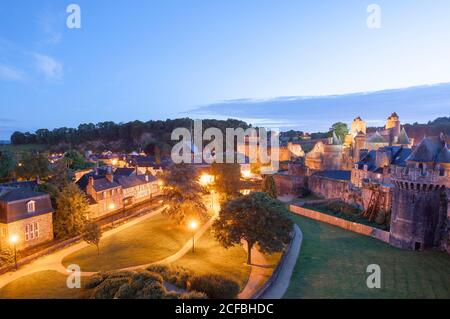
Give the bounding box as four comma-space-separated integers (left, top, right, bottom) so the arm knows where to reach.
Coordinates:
91, 277, 130, 299
84, 272, 110, 289
189, 274, 240, 299
136, 282, 166, 299
114, 283, 136, 299
146, 264, 193, 289
375, 211, 386, 225
180, 291, 208, 299
0, 249, 14, 268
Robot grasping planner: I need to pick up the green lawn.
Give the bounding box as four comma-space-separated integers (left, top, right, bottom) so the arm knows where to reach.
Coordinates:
285, 214, 450, 299
171, 229, 251, 289
0, 271, 86, 299
62, 213, 192, 271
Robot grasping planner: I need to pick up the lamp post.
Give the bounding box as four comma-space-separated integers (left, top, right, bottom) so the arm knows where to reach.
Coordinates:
210, 190, 215, 209
189, 220, 198, 253
9, 235, 18, 270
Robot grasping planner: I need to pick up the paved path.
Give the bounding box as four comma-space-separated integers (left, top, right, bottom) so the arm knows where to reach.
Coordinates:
237, 242, 272, 299
259, 224, 302, 299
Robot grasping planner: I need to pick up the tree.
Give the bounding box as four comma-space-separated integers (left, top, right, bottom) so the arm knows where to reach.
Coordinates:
15, 152, 50, 180
213, 192, 293, 265
162, 164, 208, 224
0, 151, 15, 181
82, 222, 102, 255
262, 175, 278, 199
329, 122, 348, 142
211, 162, 241, 198
49, 157, 73, 188
64, 150, 93, 170
54, 183, 89, 239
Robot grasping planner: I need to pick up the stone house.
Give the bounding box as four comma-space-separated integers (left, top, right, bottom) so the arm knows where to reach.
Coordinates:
115, 174, 160, 207
78, 171, 123, 220
0, 188, 54, 251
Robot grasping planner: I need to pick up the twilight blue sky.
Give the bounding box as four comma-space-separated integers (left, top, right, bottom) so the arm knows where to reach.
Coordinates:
1, 0, 450, 139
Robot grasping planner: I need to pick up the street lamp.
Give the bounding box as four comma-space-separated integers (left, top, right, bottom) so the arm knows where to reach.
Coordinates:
210, 190, 215, 208
9, 235, 19, 270
189, 220, 199, 253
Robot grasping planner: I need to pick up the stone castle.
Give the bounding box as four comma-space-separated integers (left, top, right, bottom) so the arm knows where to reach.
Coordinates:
272, 113, 450, 253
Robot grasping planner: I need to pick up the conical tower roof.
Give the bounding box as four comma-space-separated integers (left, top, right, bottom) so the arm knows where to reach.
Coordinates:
396, 127, 410, 145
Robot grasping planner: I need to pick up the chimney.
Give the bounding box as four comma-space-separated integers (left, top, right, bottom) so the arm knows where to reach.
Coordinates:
106, 166, 113, 183
86, 176, 95, 196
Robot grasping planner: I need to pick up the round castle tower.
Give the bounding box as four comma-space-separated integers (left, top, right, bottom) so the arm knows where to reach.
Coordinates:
389, 135, 450, 250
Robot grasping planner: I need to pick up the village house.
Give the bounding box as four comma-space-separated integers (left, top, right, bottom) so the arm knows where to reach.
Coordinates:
115, 174, 161, 207
77, 170, 123, 219
0, 188, 54, 251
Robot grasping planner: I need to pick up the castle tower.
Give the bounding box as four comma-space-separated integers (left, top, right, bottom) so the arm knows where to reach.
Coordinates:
386, 112, 401, 137
350, 116, 367, 136
353, 131, 368, 163
389, 135, 449, 250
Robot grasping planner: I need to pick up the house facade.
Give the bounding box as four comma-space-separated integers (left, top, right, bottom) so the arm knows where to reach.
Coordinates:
0, 188, 54, 251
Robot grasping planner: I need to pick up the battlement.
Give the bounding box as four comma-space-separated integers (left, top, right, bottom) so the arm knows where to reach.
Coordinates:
391, 165, 449, 189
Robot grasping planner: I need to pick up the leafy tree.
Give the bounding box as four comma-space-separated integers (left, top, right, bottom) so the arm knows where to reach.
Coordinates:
213, 192, 293, 265
49, 157, 73, 188
0, 151, 15, 181
54, 183, 89, 239
36, 182, 59, 208
211, 162, 241, 198
262, 175, 278, 199
329, 122, 348, 142
82, 222, 102, 255
64, 150, 93, 170
15, 152, 50, 180
162, 164, 208, 224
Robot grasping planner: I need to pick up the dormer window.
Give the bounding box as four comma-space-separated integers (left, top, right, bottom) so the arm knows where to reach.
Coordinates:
27, 200, 36, 213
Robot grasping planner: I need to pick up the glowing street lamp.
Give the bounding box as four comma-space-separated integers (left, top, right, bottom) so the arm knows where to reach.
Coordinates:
9, 235, 19, 270
199, 174, 214, 187
189, 220, 199, 253
241, 169, 252, 179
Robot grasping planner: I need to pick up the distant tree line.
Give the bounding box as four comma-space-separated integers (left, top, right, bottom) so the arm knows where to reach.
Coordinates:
10, 118, 251, 153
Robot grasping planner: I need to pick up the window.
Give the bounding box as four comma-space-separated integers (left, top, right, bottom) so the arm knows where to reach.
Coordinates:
27, 201, 36, 213
25, 222, 39, 241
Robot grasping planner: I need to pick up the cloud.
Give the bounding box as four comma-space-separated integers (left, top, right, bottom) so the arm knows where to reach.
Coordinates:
32, 53, 63, 79
0, 64, 25, 82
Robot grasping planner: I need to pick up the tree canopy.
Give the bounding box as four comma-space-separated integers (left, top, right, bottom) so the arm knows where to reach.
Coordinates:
54, 183, 89, 239
161, 164, 209, 224
262, 175, 278, 199
212, 192, 293, 265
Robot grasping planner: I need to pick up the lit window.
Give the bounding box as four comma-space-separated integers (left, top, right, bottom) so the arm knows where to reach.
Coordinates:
27, 201, 36, 213
25, 222, 40, 241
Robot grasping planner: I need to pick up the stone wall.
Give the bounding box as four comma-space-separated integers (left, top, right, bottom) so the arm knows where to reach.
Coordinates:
1, 213, 54, 250
309, 175, 349, 199
290, 204, 390, 243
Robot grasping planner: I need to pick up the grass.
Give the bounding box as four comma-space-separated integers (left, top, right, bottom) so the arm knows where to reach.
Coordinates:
285, 214, 450, 299
62, 213, 192, 271
171, 229, 251, 289
0, 271, 86, 299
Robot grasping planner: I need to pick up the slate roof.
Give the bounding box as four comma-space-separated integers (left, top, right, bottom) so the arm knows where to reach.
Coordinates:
114, 167, 136, 177
116, 175, 156, 189
368, 131, 388, 144
0, 180, 38, 190
0, 188, 47, 202
356, 146, 412, 172
406, 136, 447, 163
92, 178, 121, 192
396, 127, 410, 145
437, 147, 450, 164
313, 170, 351, 181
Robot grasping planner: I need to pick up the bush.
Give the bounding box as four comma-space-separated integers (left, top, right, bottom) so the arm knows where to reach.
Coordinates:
136, 282, 167, 299
84, 273, 107, 289
146, 264, 193, 289
91, 277, 130, 299
0, 249, 14, 268
180, 291, 208, 299
189, 274, 240, 299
